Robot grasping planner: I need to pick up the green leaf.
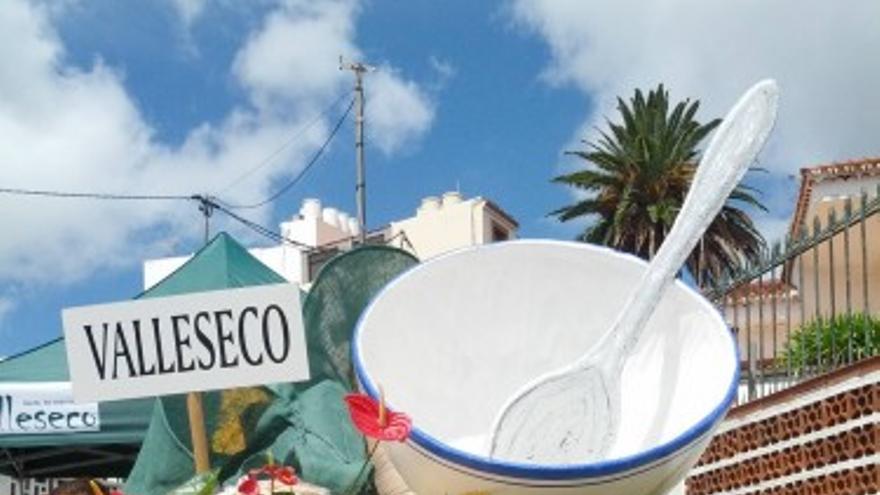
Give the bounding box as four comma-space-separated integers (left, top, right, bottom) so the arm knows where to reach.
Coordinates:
549, 83, 766, 287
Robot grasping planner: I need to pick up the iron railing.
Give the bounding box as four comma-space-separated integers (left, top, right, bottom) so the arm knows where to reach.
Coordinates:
708, 185, 880, 404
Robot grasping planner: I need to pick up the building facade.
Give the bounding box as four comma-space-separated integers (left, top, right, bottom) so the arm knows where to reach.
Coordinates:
143, 192, 518, 290
723, 157, 880, 372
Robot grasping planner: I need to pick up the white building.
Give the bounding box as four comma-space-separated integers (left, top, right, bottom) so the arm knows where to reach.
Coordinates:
143, 192, 518, 290
387, 191, 517, 260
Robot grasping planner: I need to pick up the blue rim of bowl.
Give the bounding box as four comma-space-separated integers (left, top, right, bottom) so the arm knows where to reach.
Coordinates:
351, 240, 741, 481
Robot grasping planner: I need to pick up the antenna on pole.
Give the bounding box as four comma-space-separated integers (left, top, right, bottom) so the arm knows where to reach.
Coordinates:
195, 194, 215, 243
187, 193, 215, 474
340, 56, 375, 243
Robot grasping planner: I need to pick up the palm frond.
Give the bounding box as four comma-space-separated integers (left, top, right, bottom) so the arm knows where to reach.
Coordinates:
550, 83, 767, 288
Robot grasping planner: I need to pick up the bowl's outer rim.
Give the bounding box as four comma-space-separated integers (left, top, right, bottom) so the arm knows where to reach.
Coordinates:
379, 413, 718, 488
352, 239, 740, 481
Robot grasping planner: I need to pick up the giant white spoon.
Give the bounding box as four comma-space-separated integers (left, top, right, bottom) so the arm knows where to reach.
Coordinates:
489, 80, 779, 464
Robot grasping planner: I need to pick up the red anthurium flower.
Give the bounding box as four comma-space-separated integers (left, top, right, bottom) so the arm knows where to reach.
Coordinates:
238, 464, 298, 493
344, 393, 412, 442
258, 464, 298, 485
259, 465, 276, 478
237, 474, 259, 495
272, 466, 298, 486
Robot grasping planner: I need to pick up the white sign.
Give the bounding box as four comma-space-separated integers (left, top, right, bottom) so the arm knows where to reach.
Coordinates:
0, 476, 68, 495
63, 284, 309, 402
0, 382, 100, 434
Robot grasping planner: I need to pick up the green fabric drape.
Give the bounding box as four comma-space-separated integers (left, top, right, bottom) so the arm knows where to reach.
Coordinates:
125, 234, 417, 494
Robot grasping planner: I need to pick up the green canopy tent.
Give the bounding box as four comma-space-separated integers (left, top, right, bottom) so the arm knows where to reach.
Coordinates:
0, 231, 306, 479
0, 232, 417, 491
0, 338, 155, 478
121, 232, 418, 494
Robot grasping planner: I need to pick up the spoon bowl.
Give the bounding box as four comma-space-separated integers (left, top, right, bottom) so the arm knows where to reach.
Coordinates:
489, 350, 616, 464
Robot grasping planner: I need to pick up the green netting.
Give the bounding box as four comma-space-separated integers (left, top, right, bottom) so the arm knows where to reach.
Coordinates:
231, 245, 419, 491
124, 234, 417, 494
301, 245, 418, 386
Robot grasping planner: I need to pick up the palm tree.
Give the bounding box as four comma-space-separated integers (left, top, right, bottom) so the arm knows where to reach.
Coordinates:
551, 84, 766, 288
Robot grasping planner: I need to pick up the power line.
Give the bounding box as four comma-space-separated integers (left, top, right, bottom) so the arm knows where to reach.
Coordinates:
0, 186, 403, 257
0, 187, 193, 201
214, 197, 412, 255
1, 97, 353, 212
214, 91, 353, 195
209, 199, 313, 250
218, 98, 355, 210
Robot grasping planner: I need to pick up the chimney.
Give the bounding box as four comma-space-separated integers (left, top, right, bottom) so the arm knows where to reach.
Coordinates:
300, 198, 322, 219
322, 207, 340, 228
418, 196, 441, 216
442, 191, 463, 207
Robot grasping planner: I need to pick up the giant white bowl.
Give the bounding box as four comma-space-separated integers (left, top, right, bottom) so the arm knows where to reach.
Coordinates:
353, 241, 738, 494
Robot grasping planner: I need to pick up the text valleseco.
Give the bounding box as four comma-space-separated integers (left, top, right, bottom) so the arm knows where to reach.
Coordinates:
81, 304, 293, 381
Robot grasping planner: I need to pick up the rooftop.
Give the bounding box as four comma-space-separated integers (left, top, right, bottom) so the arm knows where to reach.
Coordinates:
791, 157, 880, 233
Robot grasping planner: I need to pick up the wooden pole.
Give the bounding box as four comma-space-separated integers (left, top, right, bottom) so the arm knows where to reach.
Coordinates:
187, 391, 211, 473
188, 195, 214, 473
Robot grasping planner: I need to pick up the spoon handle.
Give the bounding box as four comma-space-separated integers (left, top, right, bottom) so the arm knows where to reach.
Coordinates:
592, 80, 779, 363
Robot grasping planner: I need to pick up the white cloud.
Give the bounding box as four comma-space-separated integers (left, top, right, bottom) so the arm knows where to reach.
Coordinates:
170, 0, 208, 26
509, 0, 880, 236
233, 0, 358, 108
0, 297, 13, 327
233, 0, 434, 153
367, 69, 435, 154
0, 0, 434, 284
754, 216, 793, 246
428, 55, 456, 90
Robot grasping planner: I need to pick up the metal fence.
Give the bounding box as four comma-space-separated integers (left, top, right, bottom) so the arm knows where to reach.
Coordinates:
707, 186, 880, 404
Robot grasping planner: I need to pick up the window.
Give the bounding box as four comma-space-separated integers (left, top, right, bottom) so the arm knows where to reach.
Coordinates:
491, 222, 509, 242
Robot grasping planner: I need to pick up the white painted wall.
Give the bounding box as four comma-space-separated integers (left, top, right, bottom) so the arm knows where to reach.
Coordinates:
144, 194, 520, 288
389, 191, 517, 260
809, 176, 880, 210
143, 199, 356, 290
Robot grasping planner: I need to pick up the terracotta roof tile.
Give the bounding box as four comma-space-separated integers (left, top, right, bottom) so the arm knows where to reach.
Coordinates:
727, 279, 795, 300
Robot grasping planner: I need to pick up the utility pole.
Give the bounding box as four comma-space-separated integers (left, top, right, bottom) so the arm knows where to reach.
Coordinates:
188, 194, 214, 474
340, 57, 374, 243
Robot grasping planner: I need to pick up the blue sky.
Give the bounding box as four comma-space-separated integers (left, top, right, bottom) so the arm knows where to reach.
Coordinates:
1, 0, 879, 355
